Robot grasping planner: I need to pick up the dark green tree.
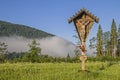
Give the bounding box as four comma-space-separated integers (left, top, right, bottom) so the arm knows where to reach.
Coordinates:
96, 25, 103, 57
117, 25, 120, 56
110, 19, 117, 58
118, 24, 120, 39
117, 39, 120, 56
66, 53, 71, 62
23, 40, 41, 62
0, 42, 7, 62
106, 42, 111, 56
102, 31, 111, 56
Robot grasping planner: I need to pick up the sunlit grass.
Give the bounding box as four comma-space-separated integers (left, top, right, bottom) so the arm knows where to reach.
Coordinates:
0, 62, 120, 80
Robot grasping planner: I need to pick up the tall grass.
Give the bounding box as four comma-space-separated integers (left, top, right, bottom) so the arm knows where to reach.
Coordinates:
0, 62, 120, 80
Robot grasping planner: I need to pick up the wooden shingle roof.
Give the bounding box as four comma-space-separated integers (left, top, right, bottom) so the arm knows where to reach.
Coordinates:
68, 8, 99, 23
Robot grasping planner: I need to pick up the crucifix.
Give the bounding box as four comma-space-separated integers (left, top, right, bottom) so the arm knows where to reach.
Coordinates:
68, 8, 99, 71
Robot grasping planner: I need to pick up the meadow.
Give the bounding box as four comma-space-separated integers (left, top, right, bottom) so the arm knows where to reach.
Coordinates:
0, 61, 120, 80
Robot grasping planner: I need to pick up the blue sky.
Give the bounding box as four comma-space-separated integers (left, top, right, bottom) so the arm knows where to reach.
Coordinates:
0, 0, 120, 44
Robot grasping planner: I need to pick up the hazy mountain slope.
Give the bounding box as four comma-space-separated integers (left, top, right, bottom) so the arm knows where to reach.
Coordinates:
0, 20, 77, 57
0, 20, 54, 38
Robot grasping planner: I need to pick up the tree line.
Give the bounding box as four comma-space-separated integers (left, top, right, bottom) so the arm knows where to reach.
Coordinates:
0, 19, 120, 63
89, 19, 120, 58
0, 40, 80, 63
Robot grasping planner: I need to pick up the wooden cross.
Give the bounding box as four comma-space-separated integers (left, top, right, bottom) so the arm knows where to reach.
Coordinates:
68, 8, 99, 71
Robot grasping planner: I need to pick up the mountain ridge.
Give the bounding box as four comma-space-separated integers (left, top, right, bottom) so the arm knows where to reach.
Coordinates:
0, 20, 54, 38
0, 20, 77, 57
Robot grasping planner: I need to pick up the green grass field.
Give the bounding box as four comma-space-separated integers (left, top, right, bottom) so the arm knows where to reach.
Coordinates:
0, 61, 120, 80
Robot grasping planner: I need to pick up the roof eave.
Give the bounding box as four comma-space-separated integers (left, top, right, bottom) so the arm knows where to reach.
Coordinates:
68, 8, 99, 23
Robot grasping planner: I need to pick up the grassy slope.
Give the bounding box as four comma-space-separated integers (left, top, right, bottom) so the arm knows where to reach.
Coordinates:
0, 62, 120, 80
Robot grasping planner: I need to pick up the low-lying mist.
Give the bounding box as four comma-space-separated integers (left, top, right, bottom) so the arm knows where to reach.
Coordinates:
0, 36, 96, 57
0, 36, 76, 57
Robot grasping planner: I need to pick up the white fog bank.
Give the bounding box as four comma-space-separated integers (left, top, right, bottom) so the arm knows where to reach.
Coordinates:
0, 36, 96, 57
0, 36, 76, 57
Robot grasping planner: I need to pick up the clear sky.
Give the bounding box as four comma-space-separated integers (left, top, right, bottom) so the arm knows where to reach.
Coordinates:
0, 0, 120, 44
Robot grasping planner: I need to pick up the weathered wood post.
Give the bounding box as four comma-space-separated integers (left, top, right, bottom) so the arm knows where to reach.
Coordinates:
68, 8, 99, 71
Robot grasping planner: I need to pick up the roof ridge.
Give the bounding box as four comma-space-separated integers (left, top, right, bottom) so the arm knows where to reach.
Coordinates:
68, 8, 99, 23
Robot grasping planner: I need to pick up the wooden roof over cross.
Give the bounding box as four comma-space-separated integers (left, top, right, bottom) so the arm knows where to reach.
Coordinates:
68, 8, 99, 23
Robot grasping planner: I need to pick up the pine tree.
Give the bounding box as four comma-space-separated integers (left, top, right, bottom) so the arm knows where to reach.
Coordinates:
96, 25, 103, 57
117, 25, 120, 56
110, 19, 117, 58
0, 42, 7, 54
23, 40, 41, 62
118, 24, 120, 39
117, 39, 120, 56
102, 31, 111, 56
66, 53, 71, 62
0, 42, 7, 62
106, 42, 111, 56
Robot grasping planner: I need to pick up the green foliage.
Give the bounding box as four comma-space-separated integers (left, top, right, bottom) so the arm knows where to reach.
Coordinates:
22, 40, 41, 62
110, 19, 117, 58
0, 20, 54, 38
118, 25, 120, 39
96, 25, 103, 57
88, 56, 120, 62
66, 53, 71, 62
89, 19, 120, 58
117, 25, 120, 56
102, 31, 110, 47
117, 39, 120, 56
0, 42, 7, 63
0, 42, 7, 54
105, 41, 111, 56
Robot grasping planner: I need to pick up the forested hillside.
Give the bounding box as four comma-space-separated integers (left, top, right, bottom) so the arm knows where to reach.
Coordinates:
0, 20, 54, 38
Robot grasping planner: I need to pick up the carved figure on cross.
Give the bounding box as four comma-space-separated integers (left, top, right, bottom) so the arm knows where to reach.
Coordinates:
76, 15, 93, 43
